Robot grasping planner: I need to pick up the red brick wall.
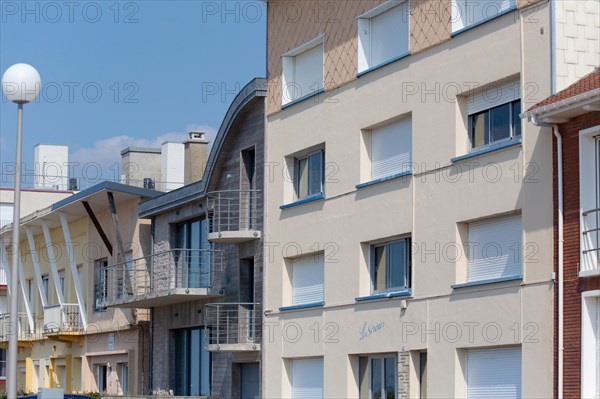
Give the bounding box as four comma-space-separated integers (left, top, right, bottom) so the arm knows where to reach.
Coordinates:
554, 111, 600, 399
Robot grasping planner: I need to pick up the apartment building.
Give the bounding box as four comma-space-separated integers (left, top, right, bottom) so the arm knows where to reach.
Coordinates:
523, 69, 600, 398
104, 78, 265, 398
0, 181, 158, 394
260, 0, 583, 397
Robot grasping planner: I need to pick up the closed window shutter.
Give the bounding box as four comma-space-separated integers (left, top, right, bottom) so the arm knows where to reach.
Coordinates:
291, 358, 324, 399
467, 347, 521, 399
292, 255, 324, 305
370, 2, 409, 67
371, 117, 412, 179
294, 45, 323, 100
0, 204, 13, 224
467, 79, 520, 115
468, 215, 521, 282
453, 0, 515, 32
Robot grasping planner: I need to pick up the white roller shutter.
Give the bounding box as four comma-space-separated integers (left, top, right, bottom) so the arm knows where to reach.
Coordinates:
468, 215, 522, 282
291, 358, 324, 399
370, 2, 409, 67
453, 0, 515, 32
371, 117, 412, 179
294, 44, 323, 100
0, 203, 13, 227
292, 255, 324, 305
467, 79, 520, 115
467, 347, 521, 399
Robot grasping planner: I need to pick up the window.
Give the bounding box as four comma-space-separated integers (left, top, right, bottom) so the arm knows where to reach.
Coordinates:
175, 218, 211, 288
467, 80, 520, 149
581, 292, 600, 398
41, 274, 49, 304
282, 37, 324, 104
419, 352, 427, 399
291, 358, 323, 399
466, 347, 521, 398
452, 0, 516, 33
0, 349, 5, 378
370, 117, 412, 180
467, 215, 521, 282
96, 364, 108, 392
0, 203, 13, 228
174, 328, 211, 396
580, 126, 600, 274
358, 1, 410, 72
119, 363, 129, 395
58, 271, 66, 298
295, 150, 324, 200
292, 254, 324, 306
94, 259, 108, 312
371, 238, 411, 293
359, 355, 396, 399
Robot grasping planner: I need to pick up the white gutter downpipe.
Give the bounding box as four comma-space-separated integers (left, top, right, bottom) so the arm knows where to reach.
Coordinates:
531, 116, 564, 399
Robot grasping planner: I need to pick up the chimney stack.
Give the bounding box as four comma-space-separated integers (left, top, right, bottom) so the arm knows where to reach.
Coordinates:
184, 131, 210, 185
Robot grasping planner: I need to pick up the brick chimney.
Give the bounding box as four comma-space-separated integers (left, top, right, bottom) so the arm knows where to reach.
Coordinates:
184, 132, 210, 185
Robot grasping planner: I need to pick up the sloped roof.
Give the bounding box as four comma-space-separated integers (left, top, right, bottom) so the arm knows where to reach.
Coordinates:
528, 69, 599, 111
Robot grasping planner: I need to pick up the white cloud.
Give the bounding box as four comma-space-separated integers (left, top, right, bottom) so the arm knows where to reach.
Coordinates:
70, 124, 218, 181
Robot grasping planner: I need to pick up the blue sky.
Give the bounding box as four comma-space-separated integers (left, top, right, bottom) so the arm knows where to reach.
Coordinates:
0, 1, 266, 187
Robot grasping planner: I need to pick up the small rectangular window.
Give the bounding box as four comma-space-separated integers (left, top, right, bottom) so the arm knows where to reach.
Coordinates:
371, 238, 411, 293
42, 274, 50, 303
295, 150, 324, 200
94, 259, 108, 312
469, 100, 521, 148
370, 116, 412, 180
467, 215, 522, 282
466, 347, 521, 398
292, 254, 324, 306
282, 38, 324, 105
291, 358, 324, 399
358, 1, 410, 72
452, 0, 516, 32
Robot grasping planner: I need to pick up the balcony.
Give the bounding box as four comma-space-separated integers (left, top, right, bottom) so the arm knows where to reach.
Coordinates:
0, 312, 43, 348
581, 207, 600, 276
43, 303, 84, 344
204, 303, 261, 352
105, 249, 224, 308
206, 190, 262, 244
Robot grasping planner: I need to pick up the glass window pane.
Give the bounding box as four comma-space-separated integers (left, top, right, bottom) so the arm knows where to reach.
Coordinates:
490, 103, 511, 143
308, 152, 323, 196
471, 112, 488, 147
385, 357, 396, 399
297, 158, 308, 198
190, 329, 201, 396
512, 101, 522, 137
371, 358, 383, 399
374, 246, 387, 292
359, 357, 369, 399
388, 241, 407, 289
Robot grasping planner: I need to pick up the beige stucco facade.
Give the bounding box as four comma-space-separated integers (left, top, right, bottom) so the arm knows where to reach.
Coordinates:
264, 1, 554, 398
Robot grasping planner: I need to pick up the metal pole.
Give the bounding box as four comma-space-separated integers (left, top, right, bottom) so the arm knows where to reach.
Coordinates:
7, 103, 23, 399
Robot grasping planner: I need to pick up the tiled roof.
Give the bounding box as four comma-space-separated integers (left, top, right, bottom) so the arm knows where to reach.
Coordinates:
528, 68, 600, 111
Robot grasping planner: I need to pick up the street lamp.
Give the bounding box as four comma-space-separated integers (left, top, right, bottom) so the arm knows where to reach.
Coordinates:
1, 63, 41, 399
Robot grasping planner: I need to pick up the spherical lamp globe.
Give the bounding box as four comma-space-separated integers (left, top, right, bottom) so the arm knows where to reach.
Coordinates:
2, 63, 41, 104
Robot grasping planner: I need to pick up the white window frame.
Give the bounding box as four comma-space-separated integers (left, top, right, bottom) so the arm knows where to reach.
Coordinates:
451, 0, 516, 33
370, 237, 411, 294
580, 125, 600, 276
294, 149, 325, 200
282, 35, 324, 105
466, 214, 522, 283
359, 354, 398, 399
582, 290, 600, 398
358, 1, 410, 73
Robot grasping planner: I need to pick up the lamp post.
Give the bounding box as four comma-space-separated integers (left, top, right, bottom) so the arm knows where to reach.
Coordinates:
1, 63, 41, 399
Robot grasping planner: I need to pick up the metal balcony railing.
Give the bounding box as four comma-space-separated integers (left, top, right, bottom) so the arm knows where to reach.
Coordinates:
43, 303, 83, 333
206, 190, 261, 242
582, 207, 600, 274
0, 312, 42, 341
105, 249, 224, 306
204, 303, 261, 351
